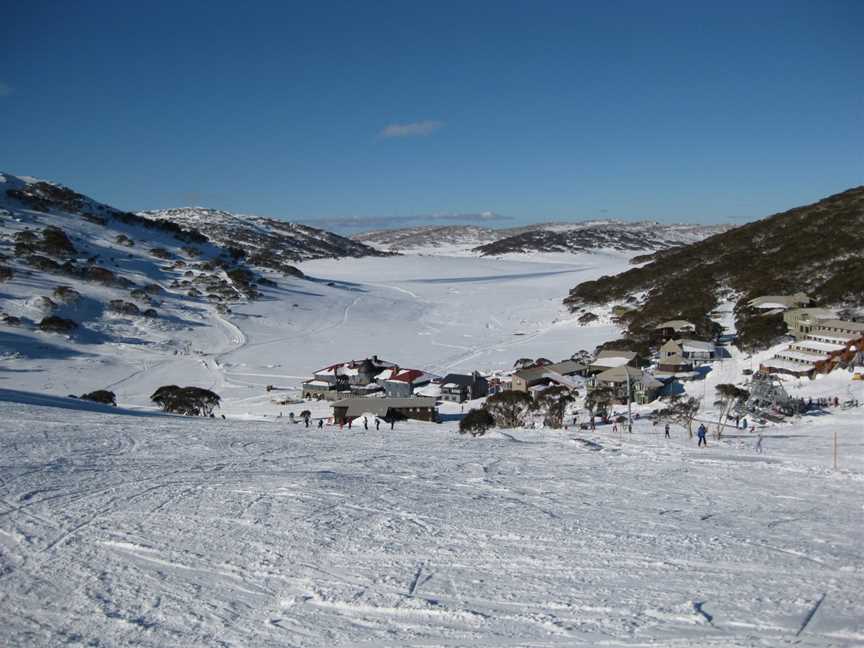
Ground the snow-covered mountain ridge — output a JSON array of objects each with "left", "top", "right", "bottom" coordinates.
[
  {"left": 140, "top": 207, "right": 386, "bottom": 266},
  {"left": 353, "top": 220, "right": 730, "bottom": 255}
]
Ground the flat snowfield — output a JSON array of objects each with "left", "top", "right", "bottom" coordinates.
[{"left": 0, "top": 401, "right": 861, "bottom": 646}]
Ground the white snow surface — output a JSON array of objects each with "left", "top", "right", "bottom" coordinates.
[{"left": 0, "top": 396, "right": 862, "bottom": 646}]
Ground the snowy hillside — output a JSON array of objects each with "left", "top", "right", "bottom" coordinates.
[
  {"left": 140, "top": 207, "right": 386, "bottom": 267},
  {"left": 353, "top": 221, "right": 730, "bottom": 255}
]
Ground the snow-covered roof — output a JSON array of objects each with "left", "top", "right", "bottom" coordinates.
[
  {"left": 776, "top": 350, "right": 828, "bottom": 363},
  {"left": 591, "top": 355, "right": 633, "bottom": 368},
  {"left": 679, "top": 339, "right": 715, "bottom": 352},
  {"left": 806, "top": 333, "right": 857, "bottom": 344},
  {"left": 303, "top": 380, "right": 332, "bottom": 387},
  {"left": 790, "top": 340, "right": 845, "bottom": 353},
  {"left": 654, "top": 320, "right": 695, "bottom": 330},
  {"left": 762, "top": 359, "right": 815, "bottom": 372}
]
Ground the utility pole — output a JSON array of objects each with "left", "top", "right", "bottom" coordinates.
[{"left": 626, "top": 367, "right": 633, "bottom": 433}]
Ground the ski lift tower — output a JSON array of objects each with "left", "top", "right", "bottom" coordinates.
[{"left": 745, "top": 371, "right": 799, "bottom": 416}]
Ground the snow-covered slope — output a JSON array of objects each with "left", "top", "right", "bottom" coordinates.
[
  {"left": 140, "top": 207, "right": 386, "bottom": 265},
  {"left": 0, "top": 391, "right": 861, "bottom": 646},
  {"left": 354, "top": 221, "right": 730, "bottom": 255}
]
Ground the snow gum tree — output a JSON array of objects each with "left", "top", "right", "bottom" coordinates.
[
  {"left": 459, "top": 408, "right": 495, "bottom": 436},
  {"left": 714, "top": 384, "right": 749, "bottom": 438},
  {"left": 485, "top": 391, "right": 534, "bottom": 428},
  {"left": 585, "top": 386, "right": 615, "bottom": 427},
  {"left": 151, "top": 385, "right": 221, "bottom": 417},
  {"left": 535, "top": 386, "right": 576, "bottom": 429},
  {"left": 657, "top": 395, "right": 700, "bottom": 438}
]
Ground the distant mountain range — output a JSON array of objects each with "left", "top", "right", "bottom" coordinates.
[{"left": 354, "top": 221, "right": 730, "bottom": 255}]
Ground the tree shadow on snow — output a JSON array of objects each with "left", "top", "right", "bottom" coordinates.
[{"left": 0, "top": 388, "right": 168, "bottom": 418}]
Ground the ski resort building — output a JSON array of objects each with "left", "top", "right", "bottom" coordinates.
[
  {"left": 783, "top": 307, "right": 837, "bottom": 339},
  {"left": 761, "top": 318, "right": 864, "bottom": 378},
  {"left": 439, "top": 372, "right": 489, "bottom": 403},
  {"left": 748, "top": 292, "right": 812, "bottom": 311},
  {"left": 653, "top": 320, "right": 696, "bottom": 340},
  {"left": 587, "top": 350, "right": 639, "bottom": 375},
  {"left": 301, "top": 356, "right": 397, "bottom": 400},
  {"left": 588, "top": 365, "right": 663, "bottom": 405},
  {"left": 330, "top": 397, "right": 438, "bottom": 424},
  {"left": 381, "top": 369, "right": 435, "bottom": 398},
  {"left": 511, "top": 360, "right": 586, "bottom": 395}
]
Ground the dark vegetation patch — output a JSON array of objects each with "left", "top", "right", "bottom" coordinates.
[
  {"left": 53, "top": 286, "right": 81, "bottom": 303},
  {"left": 5, "top": 181, "right": 208, "bottom": 245},
  {"left": 108, "top": 300, "right": 141, "bottom": 316},
  {"left": 151, "top": 385, "right": 220, "bottom": 416},
  {"left": 39, "top": 315, "right": 77, "bottom": 334},
  {"left": 80, "top": 390, "right": 116, "bottom": 406}
]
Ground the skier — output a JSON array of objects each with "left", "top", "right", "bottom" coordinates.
[
  {"left": 390, "top": 418, "right": 395, "bottom": 431},
  {"left": 697, "top": 423, "right": 708, "bottom": 447},
  {"left": 304, "top": 414, "right": 310, "bottom": 428},
  {"left": 664, "top": 423, "right": 670, "bottom": 439},
  {"left": 375, "top": 418, "right": 381, "bottom": 431},
  {"left": 740, "top": 417, "right": 747, "bottom": 430},
  {"left": 612, "top": 423, "right": 618, "bottom": 434},
  {"left": 347, "top": 418, "right": 352, "bottom": 430},
  {"left": 317, "top": 418, "right": 323, "bottom": 429},
  {"left": 363, "top": 416, "right": 368, "bottom": 431},
  {"left": 755, "top": 432, "right": 764, "bottom": 454}
]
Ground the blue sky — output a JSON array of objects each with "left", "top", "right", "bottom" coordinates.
[{"left": 2, "top": 1, "right": 862, "bottom": 231}]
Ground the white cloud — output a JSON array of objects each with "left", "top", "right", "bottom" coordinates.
[
  {"left": 379, "top": 120, "right": 443, "bottom": 138},
  {"left": 0, "top": 82, "right": 13, "bottom": 97}
]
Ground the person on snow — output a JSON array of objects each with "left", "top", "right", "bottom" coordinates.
[
  {"left": 697, "top": 423, "right": 708, "bottom": 447},
  {"left": 390, "top": 418, "right": 395, "bottom": 431},
  {"left": 347, "top": 418, "right": 352, "bottom": 430},
  {"left": 317, "top": 418, "right": 323, "bottom": 429},
  {"left": 612, "top": 422, "right": 618, "bottom": 434},
  {"left": 363, "top": 416, "right": 368, "bottom": 431},
  {"left": 755, "top": 432, "right": 764, "bottom": 454},
  {"left": 375, "top": 418, "right": 381, "bottom": 431},
  {"left": 304, "top": 414, "right": 310, "bottom": 428},
  {"left": 664, "top": 423, "right": 670, "bottom": 439},
  {"left": 740, "top": 417, "right": 747, "bottom": 430}
]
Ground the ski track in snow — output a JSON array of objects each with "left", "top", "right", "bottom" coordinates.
[{"left": 0, "top": 402, "right": 862, "bottom": 647}]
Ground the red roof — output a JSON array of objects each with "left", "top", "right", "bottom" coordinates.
[{"left": 388, "top": 369, "right": 426, "bottom": 384}]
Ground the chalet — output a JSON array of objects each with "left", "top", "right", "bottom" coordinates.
[
  {"left": 679, "top": 339, "right": 716, "bottom": 363},
  {"left": 331, "top": 397, "right": 438, "bottom": 424},
  {"left": 587, "top": 350, "right": 638, "bottom": 375},
  {"left": 511, "top": 359, "right": 586, "bottom": 395},
  {"left": 653, "top": 320, "right": 696, "bottom": 340},
  {"left": 589, "top": 365, "right": 663, "bottom": 404},
  {"left": 748, "top": 292, "right": 811, "bottom": 311},
  {"left": 381, "top": 369, "right": 435, "bottom": 398},
  {"left": 655, "top": 342, "right": 696, "bottom": 380},
  {"left": 439, "top": 372, "right": 489, "bottom": 403},
  {"left": 302, "top": 356, "right": 396, "bottom": 400}
]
